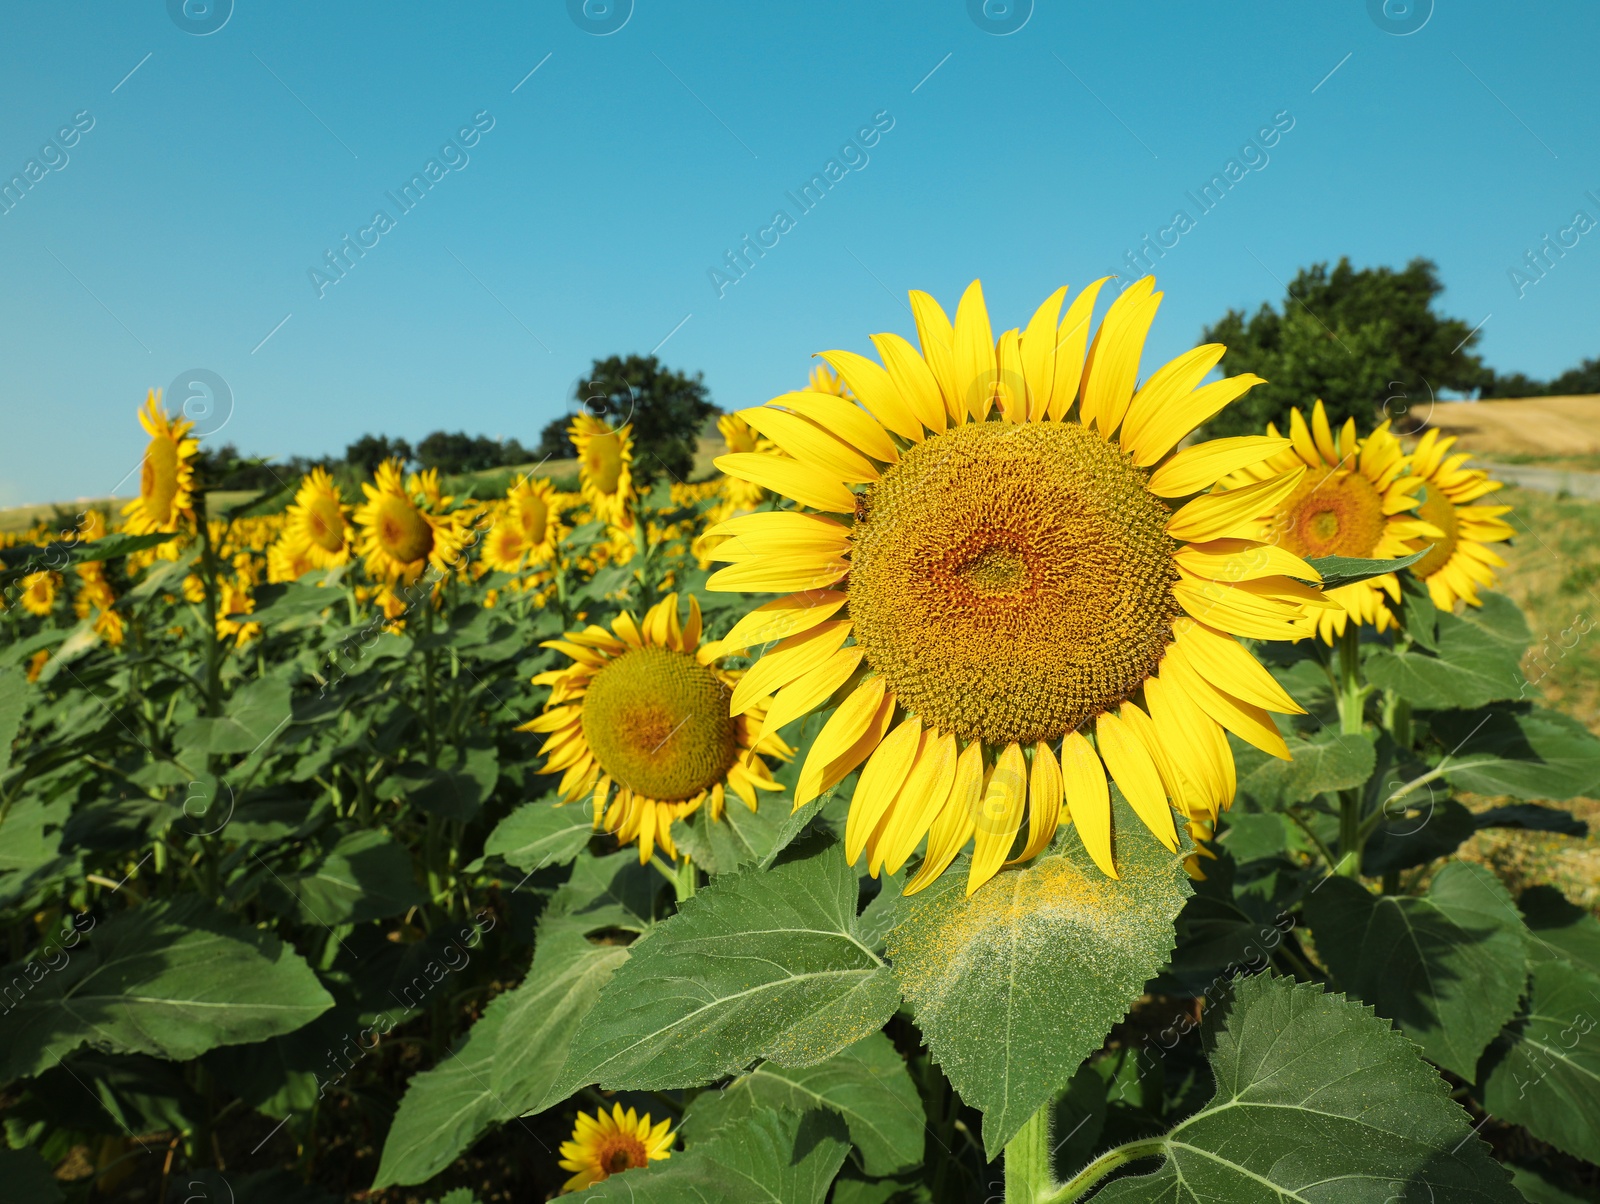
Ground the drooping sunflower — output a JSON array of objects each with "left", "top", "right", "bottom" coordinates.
[
  {"left": 557, "top": 1104, "right": 674, "bottom": 1193},
  {"left": 285, "top": 468, "right": 352, "bottom": 568},
  {"left": 122, "top": 390, "right": 198, "bottom": 535},
  {"left": 518, "top": 593, "right": 792, "bottom": 864},
  {"left": 1226, "top": 400, "right": 1441, "bottom": 642},
  {"left": 1403, "top": 428, "right": 1515, "bottom": 610},
  {"left": 352, "top": 459, "right": 468, "bottom": 585},
  {"left": 570, "top": 413, "right": 635, "bottom": 527},
  {"left": 708, "top": 278, "right": 1326, "bottom": 895}
]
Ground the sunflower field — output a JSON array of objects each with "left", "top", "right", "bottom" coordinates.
[{"left": 2, "top": 279, "right": 1598, "bottom": 1203}]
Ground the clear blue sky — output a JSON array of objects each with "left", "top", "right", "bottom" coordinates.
[{"left": 3, "top": 0, "right": 1597, "bottom": 506}]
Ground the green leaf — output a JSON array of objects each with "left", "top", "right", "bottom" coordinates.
[
  {"left": 1361, "top": 797, "right": 1476, "bottom": 875},
  {"left": 1519, "top": 885, "right": 1600, "bottom": 978},
  {"left": 1239, "top": 729, "right": 1374, "bottom": 808},
  {"left": 373, "top": 990, "right": 511, "bottom": 1188},
  {"left": 1431, "top": 706, "right": 1600, "bottom": 800},
  {"left": 0, "top": 898, "right": 334, "bottom": 1083},
  {"left": 1478, "top": 958, "right": 1600, "bottom": 1165},
  {"left": 1475, "top": 803, "right": 1588, "bottom": 836},
  {"left": 426, "top": 1191, "right": 483, "bottom": 1204},
  {"left": 0, "top": 665, "right": 25, "bottom": 776},
  {"left": 680, "top": 1031, "right": 923, "bottom": 1176},
  {"left": 381, "top": 744, "right": 498, "bottom": 821},
  {"left": 545, "top": 836, "right": 897, "bottom": 1099},
  {"left": 1365, "top": 597, "right": 1530, "bottom": 709},
  {"left": 670, "top": 794, "right": 798, "bottom": 875},
  {"left": 1305, "top": 862, "right": 1529, "bottom": 1077},
  {"left": 0, "top": 1145, "right": 62, "bottom": 1203},
  {"left": 1303, "top": 547, "right": 1430, "bottom": 590},
  {"left": 261, "top": 828, "right": 425, "bottom": 925},
  {"left": 886, "top": 801, "right": 1191, "bottom": 1156},
  {"left": 580, "top": 1106, "right": 850, "bottom": 1204},
  {"left": 248, "top": 573, "right": 348, "bottom": 630},
  {"left": 0, "top": 797, "right": 69, "bottom": 876},
  {"left": 1088, "top": 973, "right": 1520, "bottom": 1203},
  {"left": 0, "top": 530, "right": 179, "bottom": 573},
  {"left": 479, "top": 798, "right": 593, "bottom": 872},
  {"left": 1510, "top": 1164, "right": 1594, "bottom": 1203},
  {"left": 174, "top": 677, "right": 293, "bottom": 758}
]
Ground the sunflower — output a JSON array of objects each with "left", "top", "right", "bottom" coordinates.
[
  {"left": 570, "top": 413, "right": 636, "bottom": 527},
  {"left": 557, "top": 1104, "right": 674, "bottom": 1193},
  {"left": 352, "top": 459, "right": 468, "bottom": 585},
  {"left": 810, "top": 362, "right": 852, "bottom": 397},
  {"left": 1403, "top": 428, "right": 1515, "bottom": 610},
  {"left": 286, "top": 468, "right": 352, "bottom": 568},
  {"left": 485, "top": 475, "right": 564, "bottom": 573},
  {"left": 20, "top": 572, "right": 59, "bottom": 617},
  {"left": 518, "top": 593, "right": 793, "bottom": 864},
  {"left": 266, "top": 537, "right": 317, "bottom": 584},
  {"left": 122, "top": 390, "right": 199, "bottom": 535},
  {"left": 1226, "top": 400, "right": 1441, "bottom": 642},
  {"left": 716, "top": 412, "right": 768, "bottom": 511},
  {"left": 708, "top": 278, "right": 1326, "bottom": 895}
]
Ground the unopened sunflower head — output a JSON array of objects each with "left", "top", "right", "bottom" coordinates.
[
  {"left": 557, "top": 1103, "right": 674, "bottom": 1193},
  {"left": 570, "top": 413, "right": 636, "bottom": 528},
  {"left": 1226, "top": 399, "right": 1441, "bottom": 642},
  {"left": 286, "top": 467, "right": 352, "bottom": 568},
  {"left": 351, "top": 459, "right": 469, "bottom": 585},
  {"left": 708, "top": 277, "right": 1326, "bottom": 896},
  {"left": 519, "top": 592, "right": 792, "bottom": 865},
  {"left": 121, "top": 389, "right": 199, "bottom": 535},
  {"left": 1403, "top": 429, "right": 1514, "bottom": 610}
]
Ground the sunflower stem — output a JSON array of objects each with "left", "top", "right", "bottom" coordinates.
[
  {"left": 194, "top": 493, "right": 223, "bottom": 723},
  {"left": 1333, "top": 624, "right": 1369, "bottom": 876},
  {"left": 1044, "top": 1138, "right": 1167, "bottom": 1203},
  {"left": 1004, "top": 1101, "right": 1055, "bottom": 1202}
]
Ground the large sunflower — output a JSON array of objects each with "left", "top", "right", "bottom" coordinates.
[
  {"left": 351, "top": 459, "right": 468, "bottom": 585},
  {"left": 570, "top": 413, "right": 636, "bottom": 527},
  {"left": 122, "top": 390, "right": 198, "bottom": 534},
  {"left": 285, "top": 468, "right": 352, "bottom": 568},
  {"left": 708, "top": 278, "right": 1325, "bottom": 895},
  {"left": 1403, "top": 428, "right": 1515, "bottom": 610},
  {"left": 1227, "top": 400, "right": 1440, "bottom": 642},
  {"left": 557, "top": 1104, "right": 674, "bottom": 1193},
  {"left": 518, "top": 593, "right": 792, "bottom": 864}
]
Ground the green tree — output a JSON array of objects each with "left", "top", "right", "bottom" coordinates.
[
  {"left": 539, "top": 355, "right": 716, "bottom": 484},
  {"left": 1482, "top": 355, "right": 1600, "bottom": 398},
  {"left": 1200, "top": 257, "right": 1488, "bottom": 436},
  {"left": 344, "top": 434, "right": 413, "bottom": 474},
  {"left": 414, "top": 431, "right": 531, "bottom": 475}
]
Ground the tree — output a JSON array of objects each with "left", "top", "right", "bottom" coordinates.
[
  {"left": 344, "top": 435, "right": 413, "bottom": 475},
  {"left": 1200, "top": 258, "right": 1489, "bottom": 436},
  {"left": 1482, "top": 356, "right": 1600, "bottom": 398},
  {"left": 414, "top": 431, "right": 531, "bottom": 475},
  {"left": 558, "top": 355, "right": 717, "bottom": 484}
]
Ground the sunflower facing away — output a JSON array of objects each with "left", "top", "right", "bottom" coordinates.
[
  {"left": 122, "top": 390, "right": 198, "bottom": 535},
  {"left": 571, "top": 413, "right": 636, "bottom": 527},
  {"left": 285, "top": 468, "right": 353, "bottom": 568},
  {"left": 518, "top": 593, "right": 792, "bottom": 864},
  {"left": 1226, "top": 400, "right": 1441, "bottom": 642},
  {"left": 1403, "top": 428, "right": 1515, "bottom": 610},
  {"left": 708, "top": 278, "right": 1328, "bottom": 895},
  {"left": 558, "top": 1104, "right": 674, "bottom": 1193},
  {"left": 352, "top": 459, "right": 468, "bottom": 585}
]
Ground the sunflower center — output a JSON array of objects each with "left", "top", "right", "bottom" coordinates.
[
  {"left": 580, "top": 646, "right": 738, "bottom": 800},
  {"left": 598, "top": 1136, "right": 648, "bottom": 1177},
  {"left": 517, "top": 493, "right": 549, "bottom": 544},
  {"left": 585, "top": 433, "right": 624, "bottom": 494},
  {"left": 1276, "top": 469, "right": 1386, "bottom": 561},
  {"left": 847, "top": 420, "right": 1181, "bottom": 745},
  {"left": 306, "top": 495, "right": 345, "bottom": 552},
  {"left": 141, "top": 439, "right": 180, "bottom": 522},
  {"left": 1407, "top": 484, "right": 1459, "bottom": 577},
  {"left": 374, "top": 495, "right": 434, "bottom": 564}
]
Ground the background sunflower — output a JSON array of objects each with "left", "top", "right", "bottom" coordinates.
[
  {"left": 121, "top": 390, "right": 198, "bottom": 535},
  {"left": 1404, "top": 427, "right": 1516, "bottom": 610},
  {"left": 285, "top": 467, "right": 353, "bottom": 568},
  {"left": 569, "top": 412, "right": 636, "bottom": 528},
  {"left": 352, "top": 458, "right": 468, "bottom": 585}
]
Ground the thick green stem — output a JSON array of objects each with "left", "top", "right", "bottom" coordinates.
[
  {"left": 1005, "top": 1102, "right": 1055, "bottom": 1202},
  {"left": 1045, "top": 1138, "right": 1167, "bottom": 1203},
  {"left": 194, "top": 496, "right": 223, "bottom": 723},
  {"left": 1334, "top": 625, "right": 1367, "bottom": 876}
]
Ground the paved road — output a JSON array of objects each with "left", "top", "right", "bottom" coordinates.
[{"left": 1484, "top": 462, "right": 1600, "bottom": 500}]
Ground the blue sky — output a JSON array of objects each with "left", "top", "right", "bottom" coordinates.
[{"left": 2, "top": 0, "right": 1597, "bottom": 506}]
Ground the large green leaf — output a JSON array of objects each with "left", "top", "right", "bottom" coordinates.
[
  {"left": 478, "top": 797, "right": 593, "bottom": 872},
  {"left": 260, "top": 828, "right": 425, "bottom": 925},
  {"left": 0, "top": 530, "right": 179, "bottom": 573},
  {"left": 680, "top": 1031, "right": 923, "bottom": 1176},
  {"left": 1304, "top": 548, "right": 1430, "bottom": 590},
  {"left": 1519, "top": 885, "right": 1600, "bottom": 977},
  {"left": 1089, "top": 973, "right": 1519, "bottom": 1202},
  {"left": 886, "top": 802, "right": 1191, "bottom": 1157},
  {"left": 373, "top": 991, "right": 512, "bottom": 1188},
  {"left": 1239, "top": 729, "right": 1374, "bottom": 808},
  {"left": 544, "top": 836, "right": 897, "bottom": 1099},
  {"left": 1431, "top": 706, "right": 1600, "bottom": 800},
  {"left": 1305, "top": 862, "right": 1529, "bottom": 1077},
  {"left": 174, "top": 677, "right": 293, "bottom": 758},
  {"left": 580, "top": 1106, "right": 850, "bottom": 1203},
  {"left": 670, "top": 794, "right": 798, "bottom": 875},
  {"left": 1478, "top": 958, "right": 1600, "bottom": 1165},
  {"left": 1365, "top": 594, "right": 1530, "bottom": 709},
  {"left": 0, "top": 664, "right": 25, "bottom": 776},
  {"left": 0, "top": 898, "right": 333, "bottom": 1083}
]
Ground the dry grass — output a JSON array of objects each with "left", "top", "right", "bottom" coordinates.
[{"left": 1426, "top": 394, "right": 1600, "bottom": 457}]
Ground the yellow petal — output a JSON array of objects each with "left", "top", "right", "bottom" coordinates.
[
  {"left": 968, "top": 742, "right": 1027, "bottom": 895},
  {"left": 1311, "top": 400, "right": 1339, "bottom": 466},
  {"left": 877, "top": 730, "right": 959, "bottom": 875},
  {"left": 995, "top": 328, "right": 1026, "bottom": 422},
  {"left": 1172, "top": 617, "right": 1304, "bottom": 714},
  {"left": 795, "top": 677, "right": 891, "bottom": 807},
  {"left": 1148, "top": 436, "right": 1294, "bottom": 498},
  {"left": 714, "top": 452, "right": 855, "bottom": 513},
  {"left": 706, "top": 555, "right": 849, "bottom": 594},
  {"left": 717, "top": 588, "right": 848, "bottom": 653},
  {"left": 1131, "top": 374, "right": 1266, "bottom": 466},
  {"left": 763, "top": 390, "right": 899, "bottom": 464},
  {"left": 817, "top": 350, "right": 923, "bottom": 443},
  {"left": 870, "top": 332, "right": 946, "bottom": 435},
  {"left": 759, "top": 645, "right": 864, "bottom": 741},
  {"left": 1080, "top": 279, "right": 1160, "bottom": 437},
  {"left": 909, "top": 289, "right": 959, "bottom": 421},
  {"left": 845, "top": 716, "right": 923, "bottom": 863},
  {"left": 1009, "top": 740, "right": 1062, "bottom": 865},
  {"left": 1020, "top": 286, "right": 1067, "bottom": 421},
  {"left": 1173, "top": 538, "right": 1320, "bottom": 584},
  {"left": 729, "top": 620, "right": 852, "bottom": 715},
  {"left": 904, "top": 739, "right": 982, "bottom": 895},
  {"left": 1119, "top": 344, "right": 1226, "bottom": 458},
  {"left": 1096, "top": 711, "right": 1178, "bottom": 852},
  {"left": 1060, "top": 730, "right": 1115, "bottom": 879},
  {"left": 737, "top": 407, "right": 882, "bottom": 483},
  {"left": 1160, "top": 644, "right": 1290, "bottom": 759},
  {"left": 704, "top": 511, "right": 853, "bottom": 561},
  {"left": 1166, "top": 466, "right": 1306, "bottom": 543},
  {"left": 1048, "top": 278, "right": 1111, "bottom": 421}
]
